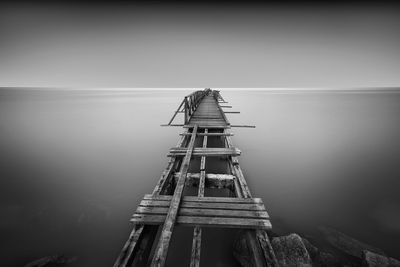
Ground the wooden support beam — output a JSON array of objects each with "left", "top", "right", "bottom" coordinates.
[
  {"left": 225, "top": 130, "right": 279, "bottom": 267},
  {"left": 184, "top": 125, "right": 231, "bottom": 129},
  {"left": 220, "top": 105, "right": 232, "bottom": 108},
  {"left": 190, "top": 128, "right": 208, "bottom": 267},
  {"left": 224, "top": 111, "right": 240, "bottom": 114},
  {"left": 167, "top": 99, "right": 185, "bottom": 125},
  {"left": 150, "top": 125, "right": 198, "bottom": 267},
  {"left": 113, "top": 225, "right": 144, "bottom": 267},
  {"left": 160, "top": 124, "right": 185, "bottom": 127},
  {"left": 113, "top": 131, "right": 189, "bottom": 267},
  {"left": 180, "top": 132, "right": 234, "bottom": 136},
  {"left": 231, "top": 125, "right": 256, "bottom": 128}
]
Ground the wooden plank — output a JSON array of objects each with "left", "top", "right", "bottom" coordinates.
[
  {"left": 180, "top": 132, "right": 234, "bottom": 136},
  {"left": 224, "top": 130, "right": 279, "bottom": 266},
  {"left": 216, "top": 97, "right": 230, "bottom": 125},
  {"left": 191, "top": 226, "right": 201, "bottom": 267},
  {"left": 131, "top": 215, "right": 272, "bottom": 229},
  {"left": 168, "top": 147, "right": 241, "bottom": 157},
  {"left": 160, "top": 124, "right": 185, "bottom": 127},
  {"left": 139, "top": 200, "right": 266, "bottom": 211},
  {"left": 135, "top": 206, "right": 269, "bottom": 219},
  {"left": 184, "top": 125, "right": 230, "bottom": 129},
  {"left": 190, "top": 128, "right": 207, "bottom": 267},
  {"left": 150, "top": 125, "right": 198, "bottom": 267},
  {"left": 231, "top": 125, "right": 256, "bottom": 128},
  {"left": 113, "top": 131, "right": 190, "bottom": 267},
  {"left": 152, "top": 131, "right": 187, "bottom": 195},
  {"left": 113, "top": 226, "right": 144, "bottom": 267},
  {"left": 143, "top": 194, "right": 263, "bottom": 204},
  {"left": 224, "top": 111, "right": 240, "bottom": 114}
]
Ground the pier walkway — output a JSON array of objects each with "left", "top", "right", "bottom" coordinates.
[{"left": 114, "top": 88, "right": 277, "bottom": 267}]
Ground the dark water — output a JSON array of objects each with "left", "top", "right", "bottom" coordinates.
[{"left": 1, "top": 89, "right": 400, "bottom": 266}]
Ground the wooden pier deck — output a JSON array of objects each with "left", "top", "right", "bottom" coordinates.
[{"left": 114, "top": 89, "right": 278, "bottom": 267}]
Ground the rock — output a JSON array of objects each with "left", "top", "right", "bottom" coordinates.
[
  {"left": 362, "top": 250, "right": 400, "bottom": 267},
  {"left": 315, "top": 251, "right": 342, "bottom": 267},
  {"left": 24, "top": 255, "right": 76, "bottom": 267},
  {"left": 318, "top": 226, "right": 384, "bottom": 259},
  {"left": 302, "top": 237, "right": 319, "bottom": 261},
  {"left": 271, "top": 233, "right": 312, "bottom": 266}
]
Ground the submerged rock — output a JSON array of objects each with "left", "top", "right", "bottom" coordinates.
[
  {"left": 24, "top": 255, "right": 76, "bottom": 267},
  {"left": 302, "top": 237, "right": 319, "bottom": 261},
  {"left": 301, "top": 237, "right": 341, "bottom": 267},
  {"left": 362, "top": 250, "right": 400, "bottom": 267},
  {"left": 233, "top": 230, "right": 260, "bottom": 267},
  {"left": 271, "top": 233, "right": 312, "bottom": 266},
  {"left": 318, "top": 226, "right": 384, "bottom": 259}
]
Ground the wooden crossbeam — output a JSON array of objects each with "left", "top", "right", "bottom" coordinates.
[
  {"left": 132, "top": 196, "right": 271, "bottom": 229},
  {"left": 150, "top": 125, "right": 198, "bottom": 267},
  {"left": 183, "top": 125, "right": 231, "bottom": 129},
  {"left": 131, "top": 215, "right": 271, "bottom": 229},
  {"left": 168, "top": 147, "right": 241, "bottom": 157},
  {"left": 179, "top": 132, "right": 234, "bottom": 136},
  {"left": 138, "top": 197, "right": 265, "bottom": 210},
  {"left": 142, "top": 195, "right": 264, "bottom": 204}
]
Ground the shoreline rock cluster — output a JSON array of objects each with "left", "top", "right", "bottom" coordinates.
[{"left": 234, "top": 227, "right": 400, "bottom": 267}]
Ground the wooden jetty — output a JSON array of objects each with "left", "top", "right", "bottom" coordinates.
[{"left": 114, "top": 88, "right": 278, "bottom": 267}]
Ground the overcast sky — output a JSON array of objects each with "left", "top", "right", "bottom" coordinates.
[{"left": 1, "top": 2, "right": 400, "bottom": 88}]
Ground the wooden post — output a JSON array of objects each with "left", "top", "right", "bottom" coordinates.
[{"left": 151, "top": 125, "right": 198, "bottom": 267}]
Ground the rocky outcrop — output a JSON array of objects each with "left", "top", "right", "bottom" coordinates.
[
  {"left": 362, "top": 250, "right": 400, "bottom": 267},
  {"left": 24, "top": 255, "right": 76, "bottom": 267},
  {"left": 318, "top": 226, "right": 384, "bottom": 259},
  {"left": 271, "top": 233, "right": 312, "bottom": 266},
  {"left": 234, "top": 228, "right": 400, "bottom": 267}
]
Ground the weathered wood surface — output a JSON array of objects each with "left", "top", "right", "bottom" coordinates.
[
  {"left": 115, "top": 88, "right": 276, "bottom": 267},
  {"left": 135, "top": 206, "right": 269, "bottom": 219},
  {"left": 225, "top": 130, "right": 279, "bottom": 266},
  {"left": 138, "top": 199, "right": 266, "bottom": 211},
  {"left": 179, "top": 132, "right": 234, "bottom": 136},
  {"left": 187, "top": 94, "right": 228, "bottom": 126},
  {"left": 168, "top": 147, "right": 241, "bottom": 157},
  {"left": 132, "top": 215, "right": 272, "bottom": 229},
  {"left": 190, "top": 128, "right": 208, "bottom": 267},
  {"left": 150, "top": 125, "right": 198, "bottom": 267},
  {"left": 143, "top": 194, "right": 263, "bottom": 204},
  {"left": 113, "top": 131, "right": 189, "bottom": 267}
]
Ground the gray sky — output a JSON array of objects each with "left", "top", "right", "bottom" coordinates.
[{"left": 1, "top": 3, "right": 400, "bottom": 88}]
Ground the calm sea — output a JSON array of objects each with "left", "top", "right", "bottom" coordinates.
[{"left": 1, "top": 89, "right": 399, "bottom": 266}]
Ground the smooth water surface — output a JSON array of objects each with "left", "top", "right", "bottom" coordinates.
[{"left": 0, "top": 89, "right": 399, "bottom": 266}]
